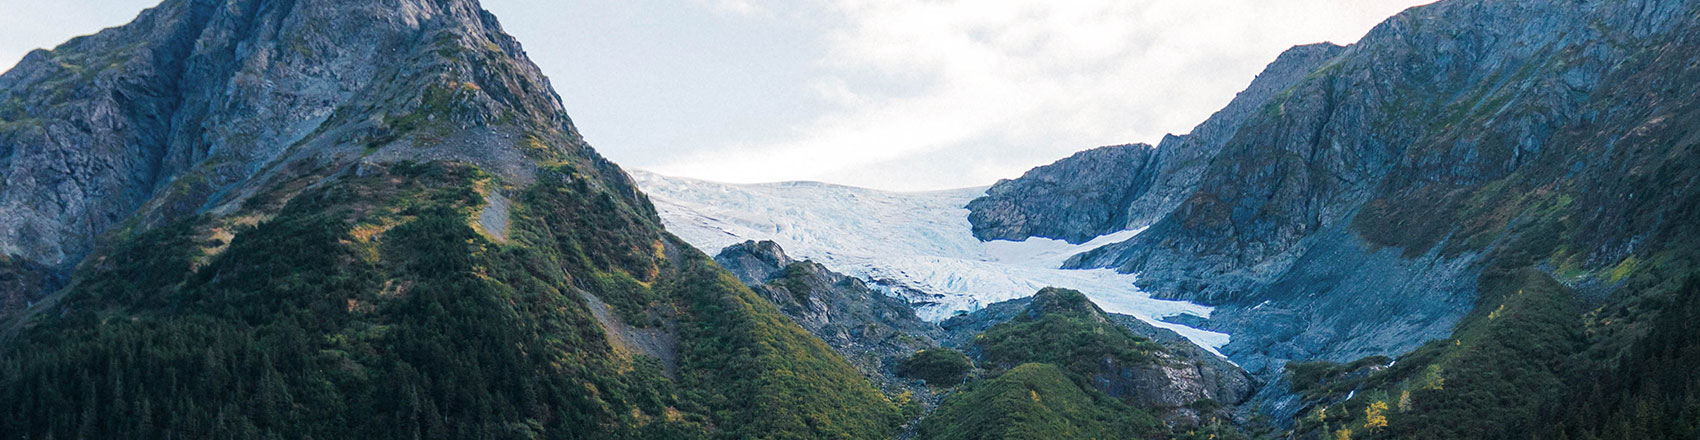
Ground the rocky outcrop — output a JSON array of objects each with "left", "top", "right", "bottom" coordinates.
[
  {"left": 714, "top": 240, "right": 794, "bottom": 287},
  {"left": 1106, "top": 315, "right": 1257, "bottom": 415},
  {"left": 714, "top": 240, "right": 944, "bottom": 394},
  {"left": 967, "top": 43, "right": 1345, "bottom": 243},
  {"left": 967, "top": 144, "right": 1160, "bottom": 243}
]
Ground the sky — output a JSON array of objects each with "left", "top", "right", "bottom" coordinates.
[{"left": 0, "top": 0, "right": 1432, "bottom": 191}]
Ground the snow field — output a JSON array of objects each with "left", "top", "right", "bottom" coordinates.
[{"left": 632, "top": 171, "right": 1231, "bottom": 354}]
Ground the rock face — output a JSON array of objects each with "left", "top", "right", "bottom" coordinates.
[
  {"left": 714, "top": 240, "right": 943, "bottom": 393},
  {"left": 967, "top": 144, "right": 1160, "bottom": 244},
  {"left": 1104, "top": 315, "right": 1256, "bottom": 417},
  {"left": 0, "top": 0, "right": 610, "bottom": 315},
  {"left": 967, "top": 43, "right": 1345, "bottom": 243}
]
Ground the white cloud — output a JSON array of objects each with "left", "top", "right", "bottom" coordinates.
[
  {"left": 700, "top": 0, "right": 768, "bottom": 16},
  {"left": 648, "top": 0, "right": 1432, "bottom": 190}
]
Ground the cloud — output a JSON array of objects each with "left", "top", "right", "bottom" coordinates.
[
  {"left": 700, "top": 0, "right": 769, "bottom": 17},
  {"left": 647, "top": 0, "right": 1432, "bottom": 190}
]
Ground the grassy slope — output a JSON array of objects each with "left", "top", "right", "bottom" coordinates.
[{"left": 973, "top": 288, "right": 1162, "bottom": 375}]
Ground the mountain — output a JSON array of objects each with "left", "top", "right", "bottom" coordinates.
[
  {"left": 971, "top": 0, "right": 1700, "bottom": 437},
  {"left": 8, "top": 0, "right": 1699, "bottom": 437},
  {"left": 0, "top": 1, "right": 908, "bottom": 438}
]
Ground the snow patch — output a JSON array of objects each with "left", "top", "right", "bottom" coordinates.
[{"left": 632, "top": 171, "right": 1231, "bottom": 353}]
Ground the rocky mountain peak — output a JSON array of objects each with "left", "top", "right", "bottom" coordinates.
[{"left": 0, "top": 0, "right": 626, "bottom": 311}]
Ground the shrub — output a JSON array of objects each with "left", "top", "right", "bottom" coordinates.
[{"left": 897, "top": 348, "right": 974, "bottom": 385}]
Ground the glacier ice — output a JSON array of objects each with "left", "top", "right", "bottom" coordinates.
[{"left": 632, "top": 171, "right": 1231, "bottom": 354}]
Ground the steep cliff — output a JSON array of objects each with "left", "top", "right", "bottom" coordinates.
[{"left": 967, "top": 43, "right": 1345, "bottom": 244}]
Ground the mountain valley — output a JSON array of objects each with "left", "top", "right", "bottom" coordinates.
[{"left": 2, "top": 0, "right": 1699, "bottom": 438}]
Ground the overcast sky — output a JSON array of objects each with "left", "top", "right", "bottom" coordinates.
[{"left": 1, "top": 0, "right": 1431, "bottom": 191}]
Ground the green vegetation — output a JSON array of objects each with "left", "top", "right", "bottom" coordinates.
[
  {"left": 1285, "top": 356, "right": 1393, "bottom": 399},
  {"left": 1286, "top": 261, "right": 1700, "bottom": 440},
  {"left": 914, "top": 288, "right": 1179, "bottom": 439},
  {"left": 897, "top": 348, "right": 974, "bottom": 386},
  {"left": 919, "top": 363, "right": 1164, "bottom": 440},
  {"left": 974, "top": 288, "right": 1162, "bottom": 375},
  {"left": 0, "top": 257, "right": 57, "bottom": 316},
  {"left": 769, "top": 262, "right": 816, "bottom": 305},
  {"left": 1311, "top": 40, "right": 1700, "bottom": 436},
  {"left": 668, "top": 255, "right": 904, "bottom": 439},
  {"left": 1539, "top": 276, "right": 1700, "bottom": 439},
  {"left": 0, "top": 161, "right": 901, "bottom": 440}
]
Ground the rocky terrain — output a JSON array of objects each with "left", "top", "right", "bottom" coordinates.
[
  {"left": 713, "top": 240, "right": 944, "bottom": 395},
  {"left": 971, "top": 0, "right": 1700, "bottom": 436}
]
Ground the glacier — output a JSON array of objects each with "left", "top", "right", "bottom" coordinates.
[{"left": 631, "top": 171, "right": 1231, "bottom": 354}]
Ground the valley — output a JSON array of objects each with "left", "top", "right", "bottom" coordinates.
[{"left": 2, "top": 0, "right": 1698, "bottom": 438}]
